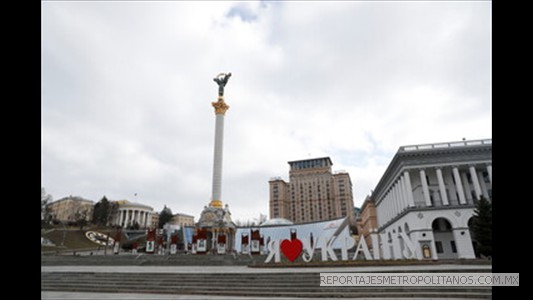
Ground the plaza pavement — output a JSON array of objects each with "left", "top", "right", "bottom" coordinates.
[{"left": 41, "top": 291, "right": 481, "bottom": 300}]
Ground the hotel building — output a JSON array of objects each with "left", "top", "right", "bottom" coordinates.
[{"left": 269, "top": 157, "right": 355, "bottom": 224}]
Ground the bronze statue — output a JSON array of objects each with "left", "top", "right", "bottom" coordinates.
[{"left": 213, "top": 72, "right": 232, "bottom": 97}]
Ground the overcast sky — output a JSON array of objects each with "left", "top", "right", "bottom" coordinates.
[{"left": 41, "top": 1, "right": 491, "bottom": 223}]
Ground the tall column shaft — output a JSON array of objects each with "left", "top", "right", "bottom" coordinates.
[
  {"left": 452, "top": 167, "right": 467, "bottom": 204},
  {"left": 403, "top": 171, "right": 415, "bottom": 207},
  {"left": 390, "top": 183, "right": 397, "bottom": 217},
  {"left": 469, "top": 165, "right": 482, "bottom": 200},
  {"left": 461, "top": 172, "right": 472, "bottom": 202},
  {"left": 210, "top": 98, "right": 229, "bottom": 209},
  {"left": 143, "top": 212, "right": 147, "bottom": 228},
  {"left": 436, "top": 168, "right": 449, "bottom": 205},
  {"left": 144, "top": 212, "right": 151, "bottom": 228},
  {"left": 143, "top": 211, "right": 147, "bottom": 228},
  {"left": 486, "top": 164, "right": 492, "bottom": 184},
  {"left": 399, "top": 177, "right": 407, "bottom": 211},
  {"left": 393, "top": 183, "right": 399, "bottom": 216},
  {"left": 478, "top": 171, "right": 489, "bottom": 199},
  {"left": 420, "top": 169, "right": 432, "bottom": 206},
  {"left": 211, "top": 113, "right": 225, "bottom": 207}
]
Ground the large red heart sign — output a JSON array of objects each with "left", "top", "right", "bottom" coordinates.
[{"left": 280, "top": 239, "right": 303, "bottom": 262}]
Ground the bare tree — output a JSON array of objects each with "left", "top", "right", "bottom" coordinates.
[
  {"left": 41, "top": 187, "right": 53, "bottom": 225},
  {"left": 75, "top": 209, "right": 88, "bottom": 230}
]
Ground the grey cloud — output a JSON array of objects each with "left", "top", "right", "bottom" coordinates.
[{"left": 42, "top": 1, "right": 491, "bottom": 219}]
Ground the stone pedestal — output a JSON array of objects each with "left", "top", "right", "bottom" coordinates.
[{"left": 196, "top": 204, "right": 235, "bottom": 254}]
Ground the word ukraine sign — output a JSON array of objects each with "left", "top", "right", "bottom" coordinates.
[{"left": 264, "top": 217, "right": 422, "bottom": 263}]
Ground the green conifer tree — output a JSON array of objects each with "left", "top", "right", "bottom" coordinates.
[{"left": 472, "top": 196, "right": 492, "bottom": 257}]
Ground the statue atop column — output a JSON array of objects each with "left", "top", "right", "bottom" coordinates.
[{"left": 213, "top": 72, "right": 232, "bottom": 97}]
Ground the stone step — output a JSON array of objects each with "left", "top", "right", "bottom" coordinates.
[
  {"left": 41, "top": 287, "right": 491, "bottom": 299},
  {"left": 41, "top": 272, "right": 491, "bottom": 299},
  {"left": 41, "top": 283, "right": 490, "bottom": 295},
  {"left": 40, "top": 277, "right": 491, "bottom": 290},
  {"left": 41, "top": 255, "right": 268, "bottom": 266},
  {"left": 40, "top": 288, "right": 492, "bottom": 298},
  {"left": 41, "top": 276, "right": 317, "bottom": 284}
]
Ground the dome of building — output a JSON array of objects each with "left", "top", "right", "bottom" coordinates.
[{"left": 260, "top": 218, "right": 294, "bottom": 227}]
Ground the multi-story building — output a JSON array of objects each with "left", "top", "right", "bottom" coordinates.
[
  {"left": 371, "top": 139, "right": 492, "bottom": 259},
  {"left": 47, "top": 196, "right": 94, "bottom": 224},
  {"left": 169, "top": 213, "right": 195, "bottom": 228},
  {"left": 359, "top": 196, "right": 378, "bottom": 249},
  {"left": 269, "top": 157, "right": 355, "bottom": 224},
  {"left": 150, "top": 212, "right": 160, "bottom": 229}
]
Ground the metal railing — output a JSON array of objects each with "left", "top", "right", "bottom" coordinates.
[{"left": 400, "top": 139, "right": 491, "bottom": 152}]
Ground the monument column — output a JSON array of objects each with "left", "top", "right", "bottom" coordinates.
[
  {"left": 210, "top": 73, "right": 231, "bottom": 209},
  {"left": 195, "top": 73, "right": 236, "bottom": 255}
]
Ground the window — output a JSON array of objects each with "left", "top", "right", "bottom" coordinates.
[
  {"left": 435, "top": 241, "right": 443, "bottom": 254},
  {"left": 467, "top": 173, "right": 473, "bottom": 184},
  {"left": 482, "top": 171, "right": 490, "bottom": 183},
  {"left": 450, "top": 241, "right": 457, "bottom": 253}
]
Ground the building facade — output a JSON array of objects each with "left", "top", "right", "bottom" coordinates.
[
  {"left": 269, "top": 157, "right": 355, "bottom": 224},
  {"left": 111, "top": 200, "right": 155, "bottom": 229},
  {"left": 47, "top": 196, "right": 94, "bottom": 223},
  {"left": 359, "top": 196, "right": 378, "bottom": 250},
  {"left": 371, "top": 139, "right": 492, "bottom": 259},
  {"left": 150, "top": 211, "right": 160, "bottom": 229},
  {"left": 169, "top": 213, "right": 195, "bottom": 227}
]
